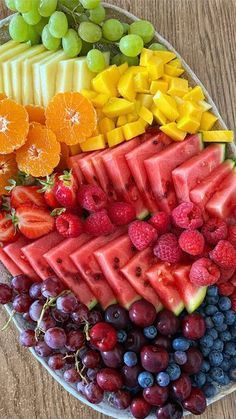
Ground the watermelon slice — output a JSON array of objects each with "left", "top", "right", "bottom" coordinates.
[
  {"left": 121, "top": 248, "right": 163, "bottom": 311},
  {"left": 146, "top": 262, "right": 184, "bottom": 315},
  {"left": 190, "top": 159, "right": 235, "bottom": 210},
  {"left": 125, "top": 133, "right": 172, "bottom": 213},
  {"left": 78, "top": 151, "right": 100, "bottom": 185},
  {"left": 67, "top": 154, "right": 85, "bottom": 185},
  {"left": 206, "top": 167, "right": 236, "bottom": 218},
  {"left": 43, "top": 235, "right": 97, "bottom": 309},
  {"left": 0, "top": 247, "right": 23, "bottom": 277},
  {"left": 102, "top": 138, "right": 149, "bottom": 219},
  {"left": 173, "top": 265, "right": 207, "bottom": 313},
  {"left": 172, "top": 143, "right": 225, "bottom": 203},
  {"left": 91, "top": 149, "right": 117, "bottom": 201},
  {"left": 71, "top": 229, "right": 127, "bottom": 309},
  {"left": 22, "top": 231, "right": 64, "bottom": 280},
  {"left": 94, "top": 234, "right": 141, "bottom": 309},
  {"left": 3, "top": 236, "right": 40, "bottom": 281},
  {"left": 145, "top": 134, "right": 203, "bottom": 213}
]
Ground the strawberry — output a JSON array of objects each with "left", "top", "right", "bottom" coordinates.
[
  {"left": 56, "top": 213, "right": 84, "bottom": 238},
  {"left": 10, "top": 185, "right": 47, "bottom": 209},
  {"left": 39, "top": 174, "right": 60, "bottom": 209},
  {"left": 12, "top": 205, "right": 55, "bottom": 239},
  {"left": 0, "top": 211, "right": 18, "bottom": 243},
  {"left": 53, "top": 171, "right": 78, "bottom": 208}
]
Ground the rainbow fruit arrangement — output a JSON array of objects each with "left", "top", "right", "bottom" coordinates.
[{"left": 0, "top": 1, "right": 235, "bottom": 418}]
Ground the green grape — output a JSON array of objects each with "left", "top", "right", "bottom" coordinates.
[
  {"left": 34, "top": 17, "right": 48, "bottom": 35},
  {"left": 122, "top": 22, "right": 130, "bottom": 34},
  {"left": 38, "top": 0, "right": 57, "bottom": 17},
  {"left": 48, "top": 11, "right": 68, "bottom": 39},
  {"left": 9, "top": 14, "right": 29, "bottom": 42},
  {"left": 27, "top": 25, "right": 41, "bottom": 45},
  {"left": 23, "top": 9, "right": 42, "bottom": 25},
  {"left": 5, "top": 0, "right": 17, "bottom": 11},
  {"left": 78, "top": 13, "right": 89, "bottom": 23},
  {"left": 80, "top": 40, "right": 93, "bottom": 55},
  {"left": 129, "top": 20, "right": 155, "bottom": 44},
  {"left": 119, "top": 34, "right": 143, "bottom": 57},
  {"left": 42, "top": 24, "right": 61, "bottom": 50},
  {"left": 89, "top": 4, "right": 106, "bottom": 24},
  {"left": 111, "top": 54, "right": 122, "bottom": 66},
  {"left": 62, "top": 29, "right": 82, "bottom": 58},
  {"left": 15, "top": 0, "right": 32, "bottom": 13},
  {"left": 80, "top": 0, "right": 100, "bottom": 10},
  {"left": 112, "top": 53, "right": 139, "bottom": 66},
  {"left": 87, "top": 49, "right": 105, "bottom": 73},
  {"left": 59, "top": 0, "right": 82, "bottom": 11},
  {"left": 78, "top": 21, "right": 102, "bottom": 43},
  {"left": 102, "top": 19, "right": 124, "bottom": 42},
  {"left": 149, "top": 42, "right": 168, "bottom": 51}
]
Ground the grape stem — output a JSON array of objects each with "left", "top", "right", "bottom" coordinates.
[{"left": 1, "top": 309, "right": 16, "bottom": 331}]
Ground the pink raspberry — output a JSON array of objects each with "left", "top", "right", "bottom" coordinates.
[
  {"left": 128, "top": 221, "right": 158, "bottom": 251},
  {"left": 217, "top": 267, "right": 235, "bottom": 284},
  {"left": 201, "top": 218, "right": 228, "bottom": 245},
  {"left": 209, "top": 240, "right": 236, "bottom": 269},
  {"left": 84, "top": 210, "right": 115, "bottom": 237},
  {"left": 189, "top": 258, "right": 220, "bottom": 286},
  {"left": 178, "top": 230, "right": 205, "bottom": 256},
  {"left": 218, "top": 282, "right": 235, "bottom": 297},
  {"left": 77, "top": 185, "right": 107, "bottom": 212},
  {"left": 153, "top": 233, "right": 183, "bottom": 263},
  {"left": 230, "top": 273, "right": 236, "bottom": 287},
  {"left": 228, "top": 224, "right": 236, "bottom": 247},
  {"left": 107, "top": 202, "right": 136, "bottom": 226},
  {"left": 56, "top": 213, "right": 83, "bottom": 238},
  {"left": 172, "top": 202, "right": 203, "bottom": 230},
  {"left": 149, "top": 212, "right": 171, "bottom": 234}
]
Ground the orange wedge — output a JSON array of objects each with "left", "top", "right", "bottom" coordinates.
[
  {"left": 0, "top": 99, "right": 29, "bottom": 154},
  {"left": 0, "top": 153, "right": 18, "bottom": 195},
  {"left": 25, "top": 105, "right": 46, "bottom": 125},
  {"left": 0, "top": 93, "right": 7, "bottom": 100}
]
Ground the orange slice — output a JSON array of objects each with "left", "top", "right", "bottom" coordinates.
[
  {"left": 56, "top": 142, "right": 70, "bottom": 171},
  {"left": 0, "top": 93, "right": 7, "bottom": 100},
  {"left": 45, "top": 92, "right": 97, "bottom": 146},
  {"left": 25, "top": 105, "right": 46, "bottom": 125},
  {"left": 0, "top": 153, "right": 18, "bottom": 195},
  {"left": 0, "top": 98, "right": 29, "bottom": 154},
  {"left": 16, "top": 123, "right": 61, "bottom": 177}
]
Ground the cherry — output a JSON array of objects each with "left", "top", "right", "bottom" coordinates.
[
  {"left": 101, "top": 344, "right": 124, "bottom": 368},
  {"left": 129, "top": 299, "right": 157, "bottom": 327},
  {"left": 63, "top": 368, "right": 81, "bottom": 383},
  {"left": 12, "top": 294, "right": 32, "bottom": 313},
  {"left": 109, "top": 389, "right": 132, "bottom": 410},
  {"left": 130, "top": 396, "right": 152, "bottom": 419},
  {"left": 105, "top": 304, "right": 130, "bottom": 329},
  {"left": 122, "top": 364, "right": 143, "bottom": 387},
  {"left": 96, "top": 368, "right": 123, "bottom": 392},
  {"left": 156, "top": 402, "right": 183, "bottom": 419},
  {"left": 141, "top": 345, "right": 169, "bottom": 373},
  {"left": 156, "top": 310, "right": 180, "bottom": 336},
  {"left": 81, "top": 350, "right": 101, "bottom": 368},
  {"left": 84, "top": 382, "right": 104, "bottom": 404},
  {"left": 66, "top": 330, "right": 85, "bottom": 352},
  {"left": 11, "top": 275, "right": 32, "bottom": 294},
  {"left": 154, "top": 336, "right": 172, "bottom": 351},
  {"left": 182, "top": 348, "right": 203, "bottom": 375},
  {"left": 183, "top": 388, "right": 207, "bottom": 415},
  {"left": 0, "top": 283, "right": 12, "bottom": 304},
  {"left": 143, "top": 384, "right": 169, "bottom": 407},
  {"left": 171, "top": 374, "right": 192, "bottom": 401},
  {"left": 44, "top": 327, "right": 66, "bottom": 350},
  {"left": 125, "top": 329, "right": 147, "bottom": 353},
  {"left": 182, "top": 313, "right": 206, "bottom": 340},
  {"left": 48, "top": 353, "right": 65, "bottom": 370},
  {"left": 89, "top": 322, "right": 117, "bottom": 351}
]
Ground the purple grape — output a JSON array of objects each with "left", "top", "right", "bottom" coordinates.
[
  {"left": 39, "top": 315, "right": 56, "bottom": 332},
  {"left": 12, "top": 294, "right": 32, "bottom": 313},
  {"left": 122, "top": 365, "right": 142, "bottom": 387},
  {"left": 29, "top": 283, "right": 43, "bottom": 300},
  {"left": 19, "top": 329, "right": 36, "bottom": 347},
  {"left": 101, "top": 344, "right": 124, "bottom": 368},
  {"left": 0, "top": 283, "right": 13, "bottom": 304},
  {"left": 11, "top": 275, "right": 32, "bottom": 294},
  {"left": 88, "top": 310, "right": 103, "bottom": 325},
  {"left": 51, "top": 307, "right": 70, "bottom": 324},
  {"left": 125, "top": 329, "right": 147, "bottom": 353},
  {"left": 65, "top": 330, "right": 85, "bottom": 352},
  {"left": 29, "top": 300, "right": 44, "bottom": 321},
  {"left": 81, "top": 350, "right": 101, "bottom": 368},
  {"left": 34, "top": 341, "right": 53, "bottom": 357},
  {"left": 86, "top": 368, "right": 99, "bottom": 382},
  {"left": 41, "top": 277, "right": 64, "bottom": 299},
  {"left": 109, "top": 389, "right": 132, "bottom": 410},
  {"left": 84, "top": 382, "right": 104, "bottom": 404},
  {"left": 23, "top": 312, "right": 35, "bottom": 323},
  {"left": 105, "top": 304, "right": 130, "bottom": 329},
  {"left": 48, "top": 353, "right": 65, "bottom": 370},
  {"left": 44, "top": 327, "right": 67, "bottom": 349},
  {"left": 156, "top": 402, "right": 183, "bottom": 419},
  {"left": 63, "top": 368, "right": 81, "bottom": 383},
  {"left": 56, "top": 292, "right": 78, "bottom": 314},
  {"left": 71, "top": 303, "right": 89, "bottom": 325}
]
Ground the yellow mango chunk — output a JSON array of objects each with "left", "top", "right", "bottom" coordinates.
[
  {"left": 103, "top": 97, "right": 135, "bottom": 118},
  {"left": 164, "top": 64, "right": 184, "bottom": 77},
  {"left": 198, "top": 100, "right": 212, "bottom": 111},
  {"left": 69, "top": 144, "right": 81, "bottom": 156},
  {"left": 202, "top": 130, "right": 234, "bottom": 143},
  {"left": 107, "top": 127, "right": 125, "bottom": 147},
  {"left": 177, "top": 116, "right": 200, "bottom": 134},
  {"left": 178, "top": 101, "right": 203, "bottom": 121},
  {"left": 150, "top": 80, "right": 168, "bottom": 94},
  {"left": 200, "top": 111, "right": 218, "bottom": 131},
  {"left": 80, "top": 134, "right": 106, "bottom": 152},
  {"left": 162, "top": 74, "right": 174, "bottom": 85},
  {"left": 183, "top": 85, "right": 205, "bottom": 101},
  {"left": 99, "top": 117, "right": 115, "bottom": 134},
  {"left": 140, "top": 48, "right": 154, "bottom": 66},
  {"left": 127, "top": 113, "right": 139, "bottom": 123},
  {"left": 168, "top": 78, "right": 189, "bottom": 97},
  {"left": 118, "top": 62, "right": 129, "bottom": 75},
  {"left": 123, "top": 119, "right": 146, "bottom": 141},
  {"left": 118, "top": 68, "right": 136, "bottom": 101},
  {"left": 169, "top": 58, "right": 182, "bottom": 68},
  {"left": 151, "top": 104, "right": 167, "bottom": 125},
  {"left": 138, "top": 106, "right": 153, "bottom": 125},
  {"left": 153, "top": 51, "right": 176, "bottom": 64},
  {"left": 154, "top": 91, "right": 179, "bottom": 121},
  {"left": 136, "top": 93, "right": 153, "bottom": 109},
  {"left": 81, "top": 89, "right": 97, "bottom": 100},
  {"left": 134, "top": 71, "right": 150, "bottom": 93},
  {"left": 92, "top": 65, "right": 120, "bottom": 97},
  {"left": 91, "top": 93, "right": 109, "bottom": 108},
  {"left": 147, "top": 56, "right": 164, "bottom": 80},
  {"left": 117, "top": 115, "right": 128, "bottom": 126},
  {"left": 160, "top": 122, "right": 187, "bottom": 141}
]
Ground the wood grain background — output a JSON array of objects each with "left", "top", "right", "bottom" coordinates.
[{"left": 0, "top": 1, "right": 235, "bottom": 418}]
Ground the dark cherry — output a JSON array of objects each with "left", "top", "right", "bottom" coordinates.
[
  {"left": 88, "top": 310, "right": 103, "bottom": 325},
  {"left": 89, "top": 322, "right": 117, "bottom": 351},
  {"left": 96, "top": 368, "right": 123, "bottom": 392},
  {"left": 65, "top": 330, "right": 85, "bottom": 352},
  {"left": 182, "top": 314, "right": 206, "bottom": 340},
  {"left": 71, "top": 303, "right": 89, "bottom": 325},
  {"left": 171, "top": 374, "right": 192, "bottom": 401},
  {"left": 84, "top": 382, "right": 104, "bottom": 404},
  {"left": 125, "top": 329, "right": 147, "bottom": 353},
  {"left": 141, "top": 345, "right": 169, "bottom": 373},
  {"left": 183, "top": 388, "right": 207, "bottom": 415},
  {"left": 11, "top": 275, "right": 32, "bottom": 294},
  {"left": 154, "top": 335, "right": 172, "bottom": 351},
  {"left": 101, "top": 344, "right": 124, "bottom": 368},
  {"left": 143, "top": 384, "right": 169, "bottom": 407},
  {"left": 109, "top": 389, "right": 132, "bottom": 410},
  {"left": 129, "top": 299, "right": 157, "bottom": 327},
  {"left": 122, "top": 364, "right": 143, "bottom": 387},
  {"left": 156, "top": 402, "right": 183, "bottom": 419},
  {"left": 105, "top": 304, "right": 130, "bottom": 329},
  {"left": 130, "top": 396, "right": 152, "bottom": 419},
  {"left": 156, "top": 310, "right": 180, "bottom": 336},
  {"left": 81, "top": 350, "right": 101, "bottom": 368},
  {"left": 182, "top": 348, "right": 203, "bottom": 375}
]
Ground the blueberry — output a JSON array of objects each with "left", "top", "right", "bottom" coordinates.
[
  {"left": 210, "top": 367, "right": 225, "bottom": 384},
  {"left": 138, "top": 371, "right": 154, "bottom": 388},
  {"left": 143, "top": 325, "right": 157, "bottom": 339},
  {"left": 197, "top": 307, "right": 206, "bottom": 316},
  {"left": 218, "top": 296, "right": 232, "bottom": 311},
  {"left": 203, "top": 383, "right": 217, "bottom": 398},
  {"left": 220, "top": 359, "right": 231, "bottom": 372},
  {"left": 212, "top": 312, "right": 225, "bottom": 326},
  {"left": 209, "top": 350, "right": 224, "bottom": 367},
  {"left": 225, "top": 311, "right": 236, "bottom": 326},
  {"left": 218, "top": 373, "right": 230, "bottom": 386},
  {"left": 216, "top": 323, "right": 227, "bottom": 332},
  {"left": 205, "top": 317, "right": 214, "bottom": 329},
  {"left": 205, "top": 305, "right": 218, "bottom": 316},
  {"left": 231, "top": 357, "right": 236, "bottom": 367},
  {"left": 189, "top": 340, "right": 198, "bottom": 347},
  {"left": 224, "top": 342, "right": 236, "bottom": 357},
  {"left": 219, "top": 331, "right": 232, "bottom": 342},
  {"left": 172, "top": 337, "right": 190, "bottom": 352},
  {"left": 200, "top": 334, "right": 214, "bottom": 348},
  {"left": 174, "top": 351, "right": 187, "bottom": 365},
  {"left": 156, "top": 372, "right": 170, "bottom": 387},
  {"left": 206, "top": 375, "right": 213, "bottom": 384},
  {"left": 117, "top": 330, "right": 127, "bottom": 343},
  {"left": 230, "top": 326, "right": 236, "bottom": 339},
  {"left": 124, "top": 351, "right": 138, "bottom": 367},
  {"left": 193, "top": 372, "right": 206, "bottom": 387},
  {"left": 201, "top": 346, "right": 211, "bottom": 357},
  {"left": 166, "top": 363, "right": 181, "bottom": 381},
  {"left": 207, "top": 286, "right": 218, "bottom": 297},
  {"left": 208, "top": 328, "right": 218, "bottom": 340},
  {"left": 201, "top": 360, "right": 211, "bottom": 373},
  {"left": 206, "top": 296, "right": 219, "bottom": 305},
  {"left": 229, "top": 367, "right": 236, "bottom": 381},
  {"left": 214, "top": 339, "right": 224, "bottom": 352}
]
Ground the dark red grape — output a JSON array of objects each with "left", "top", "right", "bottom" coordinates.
[
  {"left": 129, "top": 299, "right": 157, "bottom": 327},
  {"left": 182, "top": 314, "right": 206, "bottom": 340},
  {"left": 56, "top": 292, "right": 78, "bottom": 313},
  {"left": 143, "top": 384, "right": 169, "bottom": 407},
  {"left": 81, "top": 350, "right": 101, "bottom": 368},
  {"left": 156, "top": 310, "right": 180, "bottom": 336},
  {"left": 86, "top": 368, "right": 100, "bottom": 382},
  {"left": 96, "top": 368, "right": 123, "bottom": 391},
  {"left": 44, "top": 327, "right": 67, "bottom": 349},
  {"left": 141, "top": 345, "right": 169, "bottom": 373},
  {"left": 125, "top": 329, "right": 147, "bottom": 353},
  {"left": 19, "top": 329, "right": 36, "bottom": 347},
  {"left": 63, "top": 368, "right": 81, "bottom": 383},
  {"left": 29, "top": 282, "right": 43, "bottom": 300},
  {"left": 77, "top": 380, "right": 87, "bottom": 395},
  {"left": 0, "top": 283, "right": 13, "bottom": 304},
  {"left": 101, "top": 344, "right": 124, "bottom": 368},
  {"left": 29, "top": 300, "right": 44, "bottom": 321},
  {"left": 48, "top": 353, "right": 65, "bottom": 370},
  {"left": 88, "top": 310, "right": 103, "bottom": 325},
  {"left": 182, "top": 388, "right": 207, "bottom": 415},
  {"left": 109, "top": 389, "right": 132, "bottom": 410},
  {"left": 41, "top": 277, "right": 64, "bottom": 299},
  {"left": 182, "top": 348, "right": 203, "bottom": 375},
  {"left": 122, "top": 364, "right": 142, "bottom": 387},
  {"left": 23, "top": 312, "right": 34, "bottom": 323},
  {"left": 65, "top": 330, "right": 85, "bottom": 352},
  {"left": 171, "top": 374, "right": 192, "bottom": 401},
  {"left": 39, "top": 315, "right": 56, "bottom": 332},
  {"left": 89, "top": 322, "right": 117, "bottom": 351},
  {"left": 11, "top": 275, "right": 32, "bottom": 294},
  {"left": 51, "top": 307, "right": 69, "bottom": 324},
  {"left": 71, "top": 303, "right": 89, "bottom": 325},
  {"left": 156, "top": 402, "right": 183, "bottom": 419},
  {"left": 154, "top": 336, "right": 172, "bottom": 351},
  {"left": 130, "top": 396, "right": 152, "bottom": 419},
  {"left": 34, "top": 341, "right": 53, "bottom": 357},
  {"left": 12, "top": 294, "right": 32, "bottom": 313},
  {"left": 105, "top": 304, "right": 130, "bottom": 329},
  {"left": 84, "top": 382, "right": 104, "bottom": 404}
]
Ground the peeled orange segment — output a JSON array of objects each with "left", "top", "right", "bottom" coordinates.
[
  {"left": 25, "top": 105, "right": 46, "bottom": 125},
  {"left": 0, "top": 153, "right": 18, "bottom": 195},
  {"left": 0, "top": 99, "right": 29, "bottom": 154},
  {"left": 45, "top": 92, "right": 97, "bottom": 145},
  {"left": 0, "top": 93, "right": 7, "bottom": 100},
  {"left": 16, "top": 123, "right": 61, "bottom": 177}
]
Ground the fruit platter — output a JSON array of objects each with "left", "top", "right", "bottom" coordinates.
[{"left": 0, "top": 1, "right": 235, "bottom": 418}]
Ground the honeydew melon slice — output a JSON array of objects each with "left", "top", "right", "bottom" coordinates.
[
  {"left": 72, "top": 51, "right": 110, "bottom": 92},
  {"left": 40, "top": 50, "right": 67, "bottom": 107},
  {"left": 0, "top": 42, "right": 30, "bottom": 94}
]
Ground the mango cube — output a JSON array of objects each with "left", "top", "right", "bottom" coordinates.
[
  {"left": 136, "top": 93, "right": 153, "bottom": 109},
  {"left": 198, "top": 100, "right": 212, "bottom": 111},
  {"left": 168, "top": 77, "right": 189, "bottom": 97},
  {"left": 118, "top": 62, "right": 129, "bottom": 75},
  {"left": 134, "top": 71, "right": 150, "bottom": 93},
  {"left": 81, "top": 89, "right": 97, "bottom": 100},
  {"left": 117, "top": 115, "right": 128, "bottom": 126},
  {"left": 200, "top": 111, "right": 218, "bottom": 131},
  {"left": 118, "top": 68, "right": 136, "bottom": 101},
  {"left": 92, "top": 65, "right": 120, "bottom": 97},
  {"left": 177, "top": 116, "right": 200, "bottom": 134},
  {"left": 107, "top": 127, "right": 125, "bottom": 147},
  {"left": 99, "top": 117, "right": 115, "bottom": 134},
  {"left": 160, "top": 122, "right": 187, "bottom": 141},
  {"left": 147, "top": 56, "right": 164, "bottom": 80},
  {"left": 178, "top": 101, "right": 203, "bottom": 121},
  {"left": 103, "top": 97, "right": 135, "bottom": 118},
  {"left": 127, "top": 113, "right": 139, "bottom": 123},
  {"left": 164, "top": 64, "right": 184, "bottom": 77},
  {"left": 153, "top": 51, "right": 176, "bottom": 64},
  {"left": 169, "top": 58, "right": 182, "bottom": 68},
  {"left": 151, "top": 104, "right": 167, "bottom": 125},
  {"left": 123, "top": 119, "right": 146, "bottom": 141},
  {"left": 150, "top": 80, "right": 168, "bottom": 94},
  {"left": 138, "top": 106, "right": 153, "bottom": 125},
  {"left": 140, "top": 48, "right": 154, "bottom": 66},
  {"left": 202, "top": 130, "right": 234, "bottom": 143},
  {"left": 80, "top": 134, "right": 106, "bottom": 152},
  {"left": 153, "top": 91, "right": 179, "bottom": 121},
  {"left": 183, "top": 85, "right": 205, "bottom": 101},
  {"left": 69, "top": 144, "right": 81, "bottom": 156}
]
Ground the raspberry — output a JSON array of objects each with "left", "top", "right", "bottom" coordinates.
[
  {"left": 228, "top": 224, "right": 236, "bottom": 247},
  {"left": 77, "top": 185, "right": 107, "bottom": 212},
  {"left": 128, "top": 221, "right": 158, "bottom": 251},
  {"left": 153, "top": 233, "right": 183, "bottom": 263},
  {"left": 209, "top": 240, "right": 236, "bottom": 269},
  {"left": 149, "top": 212, "right": 171, "bottom": 234},
  {"left": 178, "top": 230, "right": 205, "bottom": 256},
  {"left": 55, "top": 213, "right": 83, "bottom": 238},
  {"left": 107, "top": 202, "right": 136, "bottom": 226},
  {"left": 189, "top": 258, "right": 220, "bottom": 286},
  {"left": 201, "top": 218, "right": 228, "bottom": 245},
  {"left": 218, "top": 282, "right": 235, "bottom": 297},
  {"left": 217, "top": 268, "right": 235, "bottom": 284},
  {"left": 230, "top": 273, "right": 236, "bottom": 287},
  {"left": 230, "top": 292, "right": 236, "bottom": 312},
  {"left": 172, "top": 202, "right": 203, "bottom": 230},
  {"left": 84, "top": 210, "right": 115, "bottom": 237}
]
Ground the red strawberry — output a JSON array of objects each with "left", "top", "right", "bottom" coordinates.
[
  {"left": 54, "top": 171, "right": 78, "bottom": 208},
  {"left": 107, "top": 202, "right": 136, "bottom": 226},
  {"left": 189, "top": 258, "right": 220, "bottom": 286},
  {"left": 10, "top": 185, "right": 47, "bottom": 209},
  {"left": 77, "top": 185, "right": 107, "bottom": 212},
  {"left": 84, "top": 210, "right": 115, "bottom": 237},
  {"left": 0, "top": 211, "right": 18, "bottom": 243},
  {"left": 209, "top": 240, "right": 236, "bottom": 269},
  {"left": 128, "top": 221, "right": 158, "bottom": 251},
  {"left": 153, "top": 233, "right": 183, "bottom": 263},
  {"left": 56, "top": 213, "right": 84, "bottom": 238},
  {"left": 39, "top": 174, "right": 60, "bottom": 208},
  {"left": 13, "top": 205, "right": 55, "bottom": 239}
]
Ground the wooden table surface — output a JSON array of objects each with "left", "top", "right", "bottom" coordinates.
[{"left": 0, "top": 1, "right": 235, "bottom": 418}]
